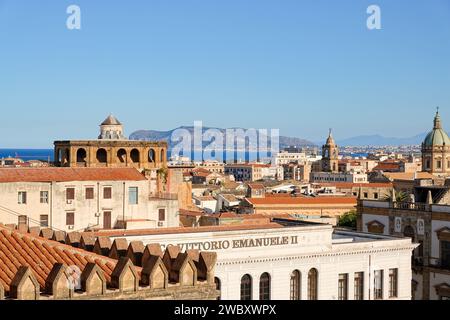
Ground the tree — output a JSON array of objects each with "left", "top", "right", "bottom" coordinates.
[
  {"left": 383, "top": 191, "right": 409, "bottom": 202},
  {"left": 338, "top": 210, "right": 357, "bottom": 229}
]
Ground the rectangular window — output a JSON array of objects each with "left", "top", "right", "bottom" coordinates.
[
  {"left": 374, "top": 270, "right": 383, "bottom": 300},
  {"left": 40, "top": 191, "right": 49, "bottom": 204},
  {"left": 66, "top": 212, "right": 75, "bottom": 226},
  {"left": 85, "top": 187, "right": 94, "bottom": 200},
  {"left": 441, "top": 240, "right": 450, "bottom": 268},
  {"left": 159, "top": 208, "right": 166, "bottom": 221},
  {"left": 66, "top": 188, "right": 75, "bottom": 201},
  {"left": 18, "top": 215, "right": 27, "bottom": 225},
  {"left": 18, "top": 192, "right": 27, "bottom": 204},
  {"left": 354, "top": 272, "right": 364, "bottom": 300},
  {"left": 363, "top": 192, "right": 368, "bottom": 199},
  {"left": 338, "top": 273, "right": 348, "bottom": 300},
  {"left": 374, "top": 192, "right": 379, "bottom": 199},
  {"left": 389, "top": 269, "right": 398, "bottom": 298},
  {"left": 103, "top": 187, "right": 112, "bottom": 199},
  {"left": 129, "top": 187, "right": 138, "bottom": 205},
  {"left": 40, "top": 215, "right": 49, "bottom": 227}
]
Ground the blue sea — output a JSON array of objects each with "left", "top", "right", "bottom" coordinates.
[{"left": 0, "top": 149, "right": 54, "bottom": 161}]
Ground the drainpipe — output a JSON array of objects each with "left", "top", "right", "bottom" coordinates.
[
  {"left": 123, "top": 182, "right": 126, "bottom": 228},
  {"left": 50, "top": 182, "right": 53, "bottom": 228},
  {"left": 368, "top": 254, "right": 372, "bottom": 300}
]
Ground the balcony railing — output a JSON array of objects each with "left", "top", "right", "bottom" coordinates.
[
  {"left": 149, "top": 192, "right": 178, "bottom": 200},
  {"left": 392, "top": 202, "right": 429, "bottom": 211}
]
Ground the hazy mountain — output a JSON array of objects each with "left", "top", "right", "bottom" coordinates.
[
  {"left": 130, "top": 126, "right": 316, "bottom": 151},
  {"left": 335, "top": 133, "right": 427, "bottom": 146}
]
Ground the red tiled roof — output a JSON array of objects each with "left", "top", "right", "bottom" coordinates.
[
  {"left": 247, "top": 183, "right": 265, "bottom": 189},
  {"left": 179, "top": 209, "right": 203, "bottom": 217},
  {"left": 246, "top": 196, "right": 357, "bottom": 206},
  {"left": 317, "top": 182, "right": 393, "bottom": 188},
  {"left": 0, "top": 225, "right": 127, "bottom": 294},
  {"left": 0, "top": 168, "right": 147, "bottom": 183}
]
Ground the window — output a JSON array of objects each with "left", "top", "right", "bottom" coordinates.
[
  {"left": 103, "top": 187, "right": 112, "bottom": 199},
  {"left": 40, "top": 191, "right": 49, "bottom": 204},
  {"left": 259, "top": 273, "right": 271, "bottom": 300},
  {"left": 240, "top": 274, "right": 252, "bottom": 300},
  {"left": 354, "top": 272, "right": 364, "bottom": 300},
  {"left": 66, "top": 212, "right": 75, "bottom": 226},
  {"left": 129, "top": 187, "right": 138, "bottom": 205},
  {"left": 363, "top": 192, "right": 368, "bottom": 198},
  {"left": 374, "top": 270, "right": 383, "bottom": 300},
  {"left": 18, "top": 192, "right": 27, "bottom": 204},
  {"left": 440, "top": 240, "right": 450, "bottom": 268},
  {"left": 389, "top": 269, "right": 398, "bottom": 298},
  {"left": 85, "top": 187, "right": 94, "bottom": 200},
  {"left": 426, "top": 160, "right": 430, "bottom": 169},
  {"left": 40, "top": 215, "right": 49, "bottom": 227},
  {"left": 159, "top": 208, "right": 166, "bottom": 221},
  {"left": 215, "top": 277, "right": 221, "bottom": 300},
  {"left": 374, "top": 192, "right": 379, "bottom": 199},
  {"left": 308, "top": 268, "right": 318, "bottom": 300},
  {"left": 338, "top": 274, "right": 348, "bottom": 300},
  {"left": 18, "top": 215, "right": 27, "bottom": 225},
  {"left": 437, "top": 160, "right": 442, "bottom": 169},
  {"left": 66, "top": 188, "right": 75, "bottom": 201},
  {"left": 290, "top": 270, "right": 301, "bottom": 300}
]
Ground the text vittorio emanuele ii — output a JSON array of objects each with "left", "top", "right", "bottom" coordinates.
[{"left": 162, "top": 235, "right": 299, "bottom": 251}]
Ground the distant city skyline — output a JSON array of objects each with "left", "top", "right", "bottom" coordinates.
[{"left": 1, "top": 0, "right": 449, "bottom": 148}]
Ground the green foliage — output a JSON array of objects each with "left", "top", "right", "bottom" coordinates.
[
  {"left": 383, "top": 191, "right": 409, "bottom": 202},
  {"left": 338, "top": 210, "right": 357, "bottom": 229}
]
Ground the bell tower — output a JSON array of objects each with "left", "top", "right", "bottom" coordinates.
[{"left": 322, "top": 129, "right": 339, "bottom": 173}]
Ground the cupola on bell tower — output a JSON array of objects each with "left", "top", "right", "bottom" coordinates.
[{"left": 322, "top": 129, "right": 339, "bottom": 173}]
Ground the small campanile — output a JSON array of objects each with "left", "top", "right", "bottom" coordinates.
[{"left": 321, "top": 128, "right": 339, "bottom": 173}]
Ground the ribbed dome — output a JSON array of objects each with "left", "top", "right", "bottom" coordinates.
[{"left": 423, "top": 110, "right": 450, "bottom": 147}]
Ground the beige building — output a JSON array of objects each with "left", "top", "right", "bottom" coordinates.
[
  {"left": 54, "top": 115, "right": 167, "bottom": 171},
  {"left": 310, "top": 171, "right": 368, "bottom": 184},
  {"left": 0, "top": 168, "right": 179, "bottom": 232},
  {"left": 357, "top": 180, "right": 450, "bottom": 300}
]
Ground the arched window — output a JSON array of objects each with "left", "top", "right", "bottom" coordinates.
[
  {"left": 117, "top": 149, "right": 127, "bottom": 163},
  {"left": 64, "top": 148, "right": 70, "bottom": 164},
  {"left": 404, "top": 225, "right": 415, "bottom": 241},
  {"left": 214, "top": 277, "right": 221, "bottom": 300},
  {"left": 240, "top": 274, "right": 252, "bottom": 300},
  {"left": 308, "top": 268, "right": 318, "bottom": 300},
  {"left": 160, "top": 149, "right": 166, "bottom": 162},
  {"left": 149, "top": 149, "right": 156, "bottom": 162},
  {"left": 130, "top": 149, "right": 140, "bottom": 163},
  {"left": 96, "top": 149, "right": 107, "bottom": 163},
  {"left": 76, "top": 148, "right": 87, "bottom": 164},
  {"left": 57, "top": 149, "right": 63, "bottom": 163},
  {"left": 259, "top": 272, "right": 271, "bottom": 300},
  {"left": 290, "top": 270, "right": 301, "bottom": 300}
]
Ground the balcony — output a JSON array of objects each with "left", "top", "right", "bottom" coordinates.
[{"left": 149, "top": 192, "right": 178, "bottom": 200}]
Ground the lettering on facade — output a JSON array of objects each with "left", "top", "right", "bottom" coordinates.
[{"left": 161, "top": 235, "right": 299, "bottom": 252}]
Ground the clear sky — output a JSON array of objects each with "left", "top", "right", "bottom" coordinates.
[{"left": 0, "top": 0, "right": 449, "bottom": 148}]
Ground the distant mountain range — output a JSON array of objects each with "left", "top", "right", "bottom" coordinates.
[
  {"left": 335, "top": 133, "right": 427, "bottom": 147},
  {"left": 130, "top": 126, "right": 428, "bottom": 150},
  {"left": 130, "top": 126, "right": 316, "bottom": 151}
]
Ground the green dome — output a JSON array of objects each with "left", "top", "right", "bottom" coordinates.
[{"left": 423, "top": 111, "right": 450, "bottom": 147}]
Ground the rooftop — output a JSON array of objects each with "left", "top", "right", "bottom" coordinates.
[
  {"left": 0, "top": 167, "right": 147, "bottom": 183},
  {"left": 245, "top": 196, "right": 357, "bottom": 206}
]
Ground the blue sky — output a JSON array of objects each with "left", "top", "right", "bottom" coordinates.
[{"left": 0, "top": 0, "right": 449, "bottom": 148}]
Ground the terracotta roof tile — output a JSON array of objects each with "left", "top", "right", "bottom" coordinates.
[
  {"left": 245, "top": 196, "right": 357, "bottom": 206},
  {"left": 0, "top": 167, "right": 147, "bottom": 183},
  {"left": 0, "top": 225, "right": 137, "bottom": 294}
]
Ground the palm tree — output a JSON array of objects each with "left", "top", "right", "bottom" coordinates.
[{"left": 383, "top": 191, "right": 409, "bottom": 202}]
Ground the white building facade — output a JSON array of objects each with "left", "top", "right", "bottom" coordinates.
[{"left": 99, "top": 220, "right": 416, "bottom": 300}]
